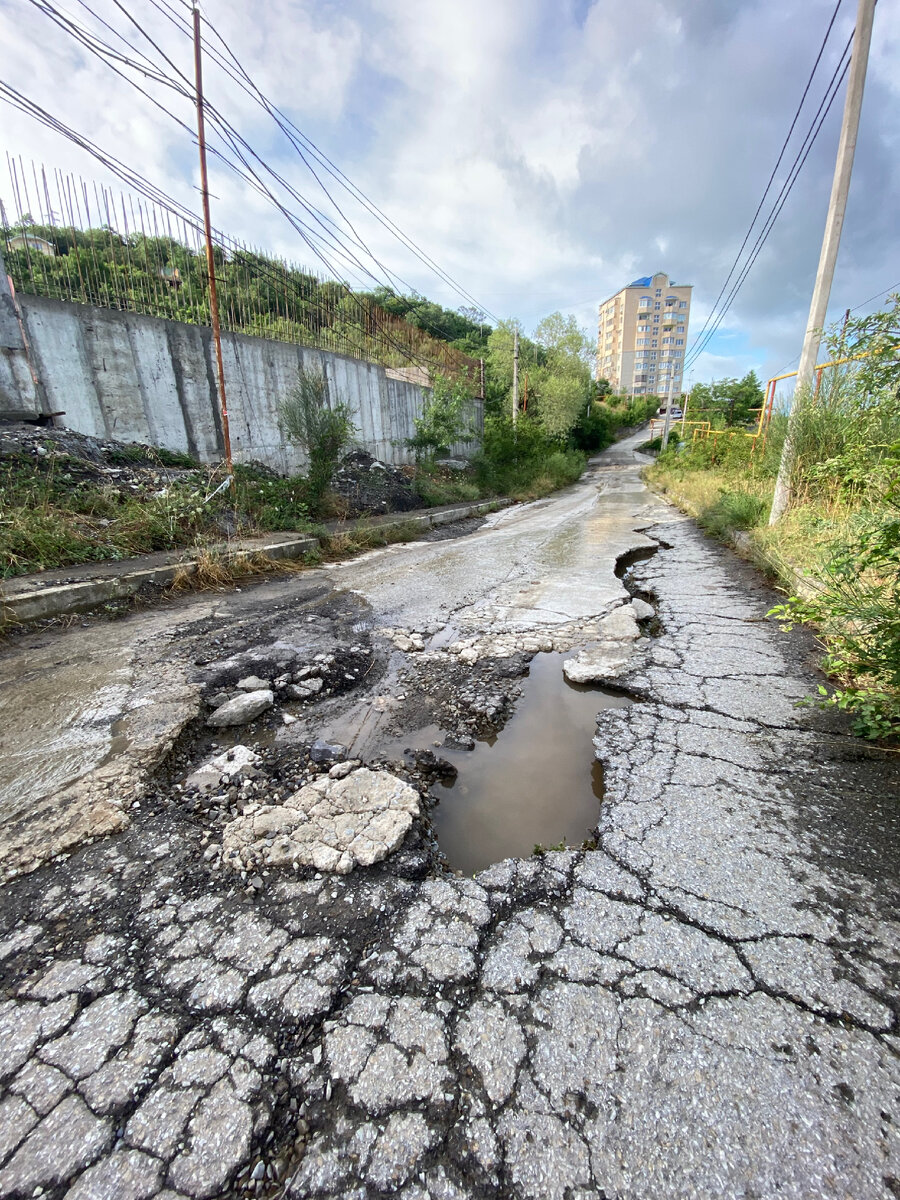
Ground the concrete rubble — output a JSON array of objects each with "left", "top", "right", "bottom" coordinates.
[{"left": 221, "top": 767, "right": 421, "bottom": 875}]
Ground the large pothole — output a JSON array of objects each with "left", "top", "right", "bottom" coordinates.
[{"left": 425, "top": 651, "right": 633, "bottom": 873}]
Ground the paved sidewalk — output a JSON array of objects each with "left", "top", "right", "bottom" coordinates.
[{"left": 0, "top": 499, "right": 504, "bottom": 626}]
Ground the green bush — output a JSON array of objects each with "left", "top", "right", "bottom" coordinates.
[
  {"left": 473, "top": 414, "right": 585, "bottom": 498},
  {"left": 769, "top": 489, "right": 900, "bottom": 739},
  {"left": 406, "top": 373, "right": 472, "bottom": 463},
  {"left": 279, "top": 366, "right": 356, "bottom": 512}
]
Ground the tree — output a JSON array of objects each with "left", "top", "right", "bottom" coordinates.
[
  {"left": 529, "top": 312, "right": 593, "bottom": 437},
  {"left": 689, "top": 371, "right": 764, "bottom": 425}
]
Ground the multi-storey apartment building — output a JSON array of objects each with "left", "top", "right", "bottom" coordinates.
[{"left": 596, "top": 271, "right": 692, "bottom": 396}]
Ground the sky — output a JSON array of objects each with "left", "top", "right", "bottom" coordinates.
[{"left": 1, "top": 0, "right": 898, "bottom": 387}]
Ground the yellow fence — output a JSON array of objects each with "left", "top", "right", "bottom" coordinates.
[{"left": 684, "top": 350, "right": 872, "bottom": 458}]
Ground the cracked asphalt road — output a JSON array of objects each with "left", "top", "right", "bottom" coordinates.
[{"left": 0, "top": 431, "right": 898, "bottom": 1199}]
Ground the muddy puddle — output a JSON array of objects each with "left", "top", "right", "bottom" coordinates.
[{"left": 428, "top": 651, "right": 632, "bottom": 873}]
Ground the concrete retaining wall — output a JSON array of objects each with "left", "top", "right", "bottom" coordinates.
[{"left": 0, "top": 261, "right": 481, "bottom": 471}]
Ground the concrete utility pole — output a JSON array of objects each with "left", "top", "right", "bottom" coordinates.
[
  {"left": 192, "top": 0, "right": 235, "bottom": 491},
  {"left": 769, "top": 0, "right": 876, "bottom": 524},
  {"left": 512, "top": 329, "right": 519, "bottom": 427}
]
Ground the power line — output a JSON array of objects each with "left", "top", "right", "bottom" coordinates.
[
  {"left": 686, "top": 0, "right": 845, "bottom": 358},
  {"left": 684, "top": 32, "right": 853, "bottom": 372},
  {"left": 22, "top": 0, "right": 406, "bottom": 292},
  {"left": 0, "top": 81, "right": 454, "bottom": 373},
  {"left": 21, "top": 0, "right": 495, "bottom": 355},
  {"left": 141, "top": 0, "right": 500, "bottom": 322},
  {"left": 850, "top": 279, "right": 900, "bottom": 311}
]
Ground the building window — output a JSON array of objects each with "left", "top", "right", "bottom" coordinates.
[
  {"left": 662, "top": 337, "right": 673, "bottom": 344},
  {"left": 655, "top": 289, "right": 662, "bottom": 296},
  {"left": 678, "top": 300, "right": 686, "bottom": 308},
  {"left": 676, "top": 338, "right": 684, "bottom": 345},
  {"left": 651, "top": 340, "right": 658, "bottom": 347}
]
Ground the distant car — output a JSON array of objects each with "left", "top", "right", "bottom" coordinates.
[{"left": 657, "top": 405, "right": 683, "bottom": 419}]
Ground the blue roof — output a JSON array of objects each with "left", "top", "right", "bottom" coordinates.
[{"left": 629, "top": 276, "right": 652, "bottom": 287}]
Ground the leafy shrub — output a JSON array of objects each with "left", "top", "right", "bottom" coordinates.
[
  {"left": 769, "top": 484, "right": 900, "bottom": 740},
  {"left": 406, "top": 373, "right": 473, "bottom": 463},
  {"left": 473, "top": 414, "right": 585, "bottom": 499},
  {"left": 279, "top": 366, "right": 356, "bottom": 511}
]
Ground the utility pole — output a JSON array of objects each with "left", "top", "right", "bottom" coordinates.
[
  {"left": 192, "top": 0, "right": 235, "bottom": 491},
  {"left": 512, "top": 329, "right": 519, "bottom": 427},
  {"left": 661, "top": 370, "right": 675, "bottom": 446},
  {"left": 769, "top": 0, "right": 876, "bottom": 523}
]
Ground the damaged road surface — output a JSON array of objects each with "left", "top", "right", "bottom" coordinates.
[{"left": 0, "top": 430, "right": 898, "bottom": 1199}]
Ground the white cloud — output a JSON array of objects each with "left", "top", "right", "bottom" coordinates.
[{"left": 0, "top": 0, "right": 897, "bottom": 386}]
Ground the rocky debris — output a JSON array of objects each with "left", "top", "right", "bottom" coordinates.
[
  {"left": 402, "top": 748, "right": 458, "bottom": 781},
  {"left": 393, "top": 632, "right": 425, "bottom": 653},
  {"left": 630, "top": 597, "right": 655, "bottom": 621},
  {"left": 206, "top": 690, "right": 274, "bottom": 727},
  {"left": 286, "top": 678, "right": 324, "bottom": 701},
  {"left": 236, "top": 675, "right": 270, "bottom": 691},
  {"left": 329, "top": 760, "right": 360, "bottom": 779},
  {"left": 221, "top": 767, "right": 421, "bottom": 874},
  {"left": 309, "top": 738, "right": 348, "bottom": 764},
  {"left": 185, "top": 746, "right": 261, "bottom": 794},
  {"left": 330, "top": 449, "right": 426, "bottom": 517},
  {"left": 563, "top": 604, "right": 641, "bottom": 682},
  {"left": 198, "top": 644, "right": 373, "bottom": 708},
  {"left": 443, "top": 619, "right": 627, "bottom": 664}
]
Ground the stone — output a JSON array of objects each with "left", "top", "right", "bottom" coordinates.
[
  {"left": 563, "top": 642, "right": 633, "bottom": 682},
  {"left": 236, "top": 675, "right": 270, "bottom": 691},
  {"left": 222, "top": 768, "right": 420, "bottom": 875},
  {"left": 630, "top": 597, "right": 655, "bottom": 621},
  {"left": 286, "top": 679, "right": 324, "bottom": 700},
  {"left": 207, "top": 690, "right": 273, "bottom": 727},
  {"left": 309, "top": 738, "right": 348, "bottom": 764},
  {"left": 185, "top": 745, "right": 261, "bottom": 793}
]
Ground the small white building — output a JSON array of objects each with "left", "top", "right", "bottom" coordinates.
[{"left": 7, "top": 233, "right": 56, "bottom": 257}]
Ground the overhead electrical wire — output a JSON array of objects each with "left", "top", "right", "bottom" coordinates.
[
  {"left": 0, "top": 79, "right": 446, "bottom": 371},
  {"left": 62, "top": 0, "right": 496, "bottom": 322},
  {"left": 683, "top": 1, "right": 855, "bottom": 372},
  {"left": 9, "top": 6, "right": 468, "bottom": 369},
  {"left": 119, "top": 0, "right": 498, "bottom": 324},
  {"left": 685, "top": 0, "right": 845, "bottom": 359},
  {"left": 683, "top": 43, "right": 852, "bottom": 373},
  {"left": 20, "top": 0, "right": 495, "bottom": 360},
  {"left": 22, "top": 0, "right": 408, "bottom": 292}
]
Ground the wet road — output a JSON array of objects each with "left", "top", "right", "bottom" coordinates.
[{"left": 0, "top": 430, "right": 898, "bottom": 1199}]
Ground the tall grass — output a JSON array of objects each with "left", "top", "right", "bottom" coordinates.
[{"left": 647, "top": 311, "right": 900, "bottom": 739}]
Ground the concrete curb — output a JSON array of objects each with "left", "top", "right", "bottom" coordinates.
[{"left": 0, "top": 500, "right": 506, "bottom": 627}]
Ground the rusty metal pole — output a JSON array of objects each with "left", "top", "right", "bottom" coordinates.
[{"left": 192, "top": 1, "right": 234, "bottom": 491}]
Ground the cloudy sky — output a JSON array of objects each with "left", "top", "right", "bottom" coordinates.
[{"left": 1, "top": 0, "right": 898, "bottom": 385}]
